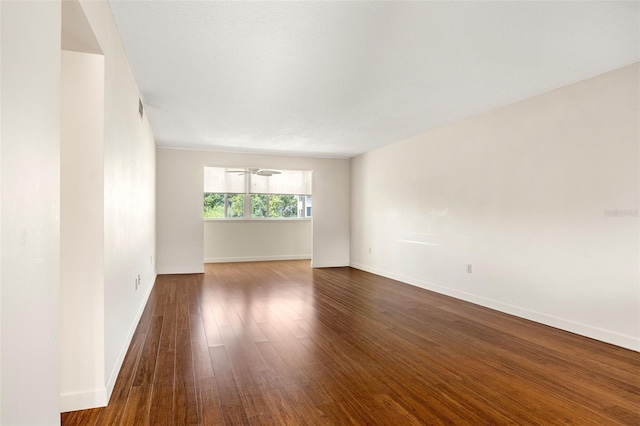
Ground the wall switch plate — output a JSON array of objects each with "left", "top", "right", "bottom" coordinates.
[{"left": 467, "top": 264, "right": 472, "bottom": 273}]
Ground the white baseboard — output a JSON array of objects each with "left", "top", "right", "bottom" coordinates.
[
  {"left": 310, "top": 259, "right": 350, "bottom": 268},
  {"left": 349, "top": 262, "right": 640, "bottom": 352},
  {"left": 157, "top": 266, "right": 204, "bottom": 274},
  {"left": 204, "top": 254, "right": 311, "bottom": 264},
  {"left": 105, "top": 273, "right": 156, "bottom": 401},
  {"left": 60, "top": 387, "right": 108, "bottom": 413}
]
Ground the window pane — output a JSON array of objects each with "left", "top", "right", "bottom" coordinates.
[
  {"left": 204, "top": 193, "right": 224, "bottom": 218},
  {"left": 269, "top": 194, "right": 298, "bottom": 218},
  {"left": 251, "top": 194, "right": 268, "bottom": 218},
  {"left": 296, "top": 195, "right": 304, "bottom": 218},
  {"left": 281, "top": 195, "right": 298, "bottom": 217},
  {"left": 305, "top": 195, "right": 312, "bottom": 218},
  {"left": 207, "top": 192, "right": 311, "bottom": 219},
  {"left": 226, "top": 194, "right": 244, "bottom": 218}
]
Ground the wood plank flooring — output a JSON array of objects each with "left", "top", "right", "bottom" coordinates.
[{"left": 62, "top": 260, "right": 640, "bottom": 425}]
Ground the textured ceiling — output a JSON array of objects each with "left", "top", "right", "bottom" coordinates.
[{"left": 109, "top": 1, "right": 639, "bottom": 158}]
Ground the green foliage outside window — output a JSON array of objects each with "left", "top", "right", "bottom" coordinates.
[
  {"left": 204, "top": 193, "right": 244, "bottom": 218},
  {"left": 206, "top": 193, "right": 305, "bottom": 219},
  {"left": 268, "top": 195, "right": 298, "bottom": 218},
  {"left": 250, "top": 194, "right": 298, "bottom": 218},
  {"left": 251, "top": 194, "right": 268, "bottom": 217},
  {"left": 204, "top": 193, "right": 224, "bottom": 218},
  {"left": 226, "top": 194, "right": 244, "bottom": 218}
]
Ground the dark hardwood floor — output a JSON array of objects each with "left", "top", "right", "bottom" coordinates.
[{"left": 62, "top": 260, "right": 640, "bottom": 425}]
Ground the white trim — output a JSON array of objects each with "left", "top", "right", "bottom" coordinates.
[
  {"left": 204, "top": 218, "right": 311, "bottom": 222},
  {"left": 157, "top": 145, "right": 351, "bottom": 160},
  {"left": 349, "top": 262, "right": 640, "bottom": 352},
  {"left": 104, "top": 273, "right": 156, "bottom": 401},
  {"left": 60, "top": 388, "right": 108, "bottom": 413},
  {"left": 157, "top": 266, "right": 205, "bottom": 274},
  {"left": 61, "top": 274, "right": 158, "bottom": 412},
  {"left": 311, "top": 260, "right": 350, "bottom": 268},
  {"left": 205, "top": 255, "right": 310, "bottom": 264}
]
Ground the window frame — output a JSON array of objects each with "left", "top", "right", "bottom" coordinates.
[
  {"left": 204, "top": 167, "right": 312, "bottom": 221},
  {"left": 204, "top": 193, "right": 312, "bottom": 221}
]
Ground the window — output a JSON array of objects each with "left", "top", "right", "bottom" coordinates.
[
  {"left": 204, "top": 193, "right": 224, "bottom": 218},
  {"left": 251, "top": 194, "right": 268, "bottom": 218},
  {"left": 204, "top": 167, "right": 312, "bottom": 219},
  {"left": 305, "top": 195, "right": 312, "bottom": 218},
  {"left": 251, "top": 194, "right": 306, "bottom": 218},
  {"left": 203, "top": 193, "right": 244, "bottom": 218},
  {"left": 225, "top": 194, "right": 244, "bottom": 218}
]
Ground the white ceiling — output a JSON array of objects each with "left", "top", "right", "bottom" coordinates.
[{"left": 109, "top": 1, "right": 639, "bottom": 158}]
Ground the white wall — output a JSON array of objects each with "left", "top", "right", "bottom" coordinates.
[
  {"left": 0, "top": 3, "right": 4, "bottom": 421},
  {"left": 157, "top": 148, "right": 349, "bottom": 273},
  {"left": 351, "top": 64, "right": 640, "bottom": 351},
  {"left": 1, "top": 2, "right": 62, "bottom": 424},
  {"left": 60, "top": 49, "right": 106, "bottom": 411},
  {"left": 204, "top": 219, "right": 312, "bottom": 263},
  {"left": 0, "top": 1, "right": 155, "bottom": 416},
  {"left": 79, "top": 0, "right": 157, "bottom": 403}
]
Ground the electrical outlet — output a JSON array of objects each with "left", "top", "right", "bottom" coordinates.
[
  {"left": 135, "top": 277, "right": 138, "bottom": 290},
  {"left": 150, "top": 255, "right": 153, "bottom": 264},
  {"left": 467, "top": 264, "right": 472, "bottom": 273},
  {"left": 368, "top": 247, "right": 372, "bottom": 254}
]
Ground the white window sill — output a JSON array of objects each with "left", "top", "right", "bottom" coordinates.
[{"left": 204, "top": 217, "right": 312, "bottom": 222}]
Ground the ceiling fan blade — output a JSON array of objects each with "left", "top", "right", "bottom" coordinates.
[
  {"left": 256, "top": 170, "right": 281, "bottom": 176},
  {"left": 224, "top": 168, "right": 280, "bottom": 176}
]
